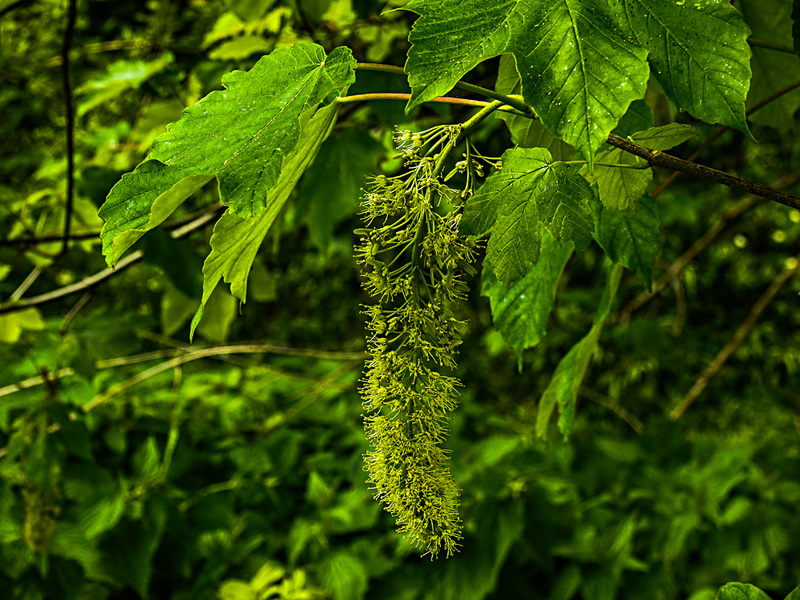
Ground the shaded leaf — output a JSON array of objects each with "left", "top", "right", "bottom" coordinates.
[
  {"left": 194, "top": 286, "right": 238, "bottom": 343},
  {"left": 537, "top": 264, "right": 622, "bottom": 439},
  {"left": 132, "top": 436, "right": 161, "bottom": 481},
  {"left": 481, "top": 231, "right": 573, "bottom": 359},
  {"left": 297, "top": 127, "right": 385, "bottom": 251},
  {"left": 613, "top": 99, "right": 654, "bottom": 137},
  {"left": 583, "top": 124, "right": 695, "bottom": 210},
  {"left": 593, "top": 195, "right": 660, "bottom": 290},
  {"left": 794, "top": 0, "right": 800, "bottom": 56},
  {"left": 740, "top": 0, "right": 800, "bottom": 130},
  {"left": 716, "top": 583, "right": 772, "bottom": 600},
  {"left": 318, "top": 551, "right": 368, "bottom": 600},
  {"left": 140, "top": 229, "right": 203, "bottom": 298},
  {"left": 494, "top": 54, "right": 575, "bottom": 159},
  {"left": 78, "top": 483, "right": 127, "bottom": 539},
  {"left": 76, "top": 54, "right": 174, "bottom": 117},
  {"left": 424, "top": 502, "right": 524, "bottom": 600},
  {"left": 461, "top": 147, "right": 594, "bottom": 286}
]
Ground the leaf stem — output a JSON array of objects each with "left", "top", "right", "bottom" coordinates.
[
  {"left": 355, "top": 62, "right": 535, "bottom": 117},
  {"left": 337, "top": 92, "right": 489, "bottom": 108}
]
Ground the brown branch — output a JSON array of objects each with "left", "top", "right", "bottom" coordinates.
[
  {"left": 606, "top": 134, "right": 800, "bottom": 210},
  {"left": 669, "top": 253, "right": 800, "bottom": 420}
]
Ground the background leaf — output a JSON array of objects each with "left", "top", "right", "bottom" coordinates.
[
  {"left": 317, "top": 551, "right": 368, "bottom": 600},
  {"left": 715, "top": 583, "right": 772, "bottom": 600},
  {"left": 297, "top": 127, "right": 385, "bottom": 251},
  {"left": 739, "top": 0, "right": 800, "bottom": 130}
]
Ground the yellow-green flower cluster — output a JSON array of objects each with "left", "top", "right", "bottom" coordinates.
[{"left": 354, "top": 130, "right": 478, "bottom": 558}]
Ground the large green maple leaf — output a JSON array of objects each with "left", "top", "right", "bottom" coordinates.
[
  {"left": 404, "top": 0, "right": 649, "bottom": 163},
  {"left": 99, "top": 44, "right": 356, "bottom": 266},
  {"left": 460, "top": 147, "right": 595, "bottom": 286},
  {"left": 403, "top": 0, "right": 752, "bottom": 161}
]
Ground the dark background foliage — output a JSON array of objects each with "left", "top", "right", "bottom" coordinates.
[{"left": 1, "top": 0, "right": 800, "bottom": 599}]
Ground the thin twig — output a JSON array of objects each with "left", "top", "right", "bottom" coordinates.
[
  {"left": 0, "top": 249, "right": 143, "bottom": 315},
  {"left": 82, "top": 344, "right": 364, "bottom": 411},
  {"left": 670, "top": 253, "right": 800, "bottom": 420},
  {"left": 0, "top": 202, "right": 223, "bottom": 249},
  {"left": 581, "top": 387, "right": 645, "bottom": 434},
  {"left": 9, "top": 267, "right": 42, "bottom": 302},
  {"left": 607, "top": 134, "right": 800, "bottom": 210},
  {"left": 0, "top": 342, "right": 365, "bottom": 400},
  {"left": 0, "top": 368, "right": 75, "bottom": 399},
  {"left": 0, "top": 203, "right": 222, "bottom": 315},
  {"left": 60, "top": 0, "right": 77, "bottom": 256},
  {"left": 59, "top": 292, "right": 91, "bottom": 335}
]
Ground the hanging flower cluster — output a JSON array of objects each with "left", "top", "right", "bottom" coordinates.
[{"left": 354, "top": 126, "right": 480, "bottom": 558}]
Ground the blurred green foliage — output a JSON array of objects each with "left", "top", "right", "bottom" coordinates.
[{"left": 1, "top": 0, "right": 800, "bottom": 599}]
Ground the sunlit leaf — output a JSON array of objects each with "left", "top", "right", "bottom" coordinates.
[
  {"left": 404, "top": 0, "right": 649, "bottom": 163},
  {"left": 611, "top": 0, "right": 752, "bottom": 137},
  {"left": 99, "top": 44, "right": 355, "bottom": 266},
  {"left": 189, "top": 102, "right": 340, "bottom": 338}
]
